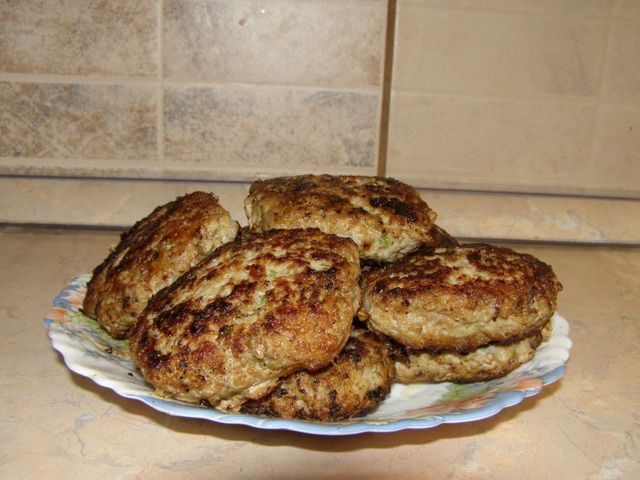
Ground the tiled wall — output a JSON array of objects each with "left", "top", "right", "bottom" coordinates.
[
  {"left": 0, "top": 0, "right": 387, "bottom": 180},
  {"left": 388, "top": 0, "right": 640, "bottom": 198},
  {"left": 1, "top": 0, "right": 639, "bottom": 242}
]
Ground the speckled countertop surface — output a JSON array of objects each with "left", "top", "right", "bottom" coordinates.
[{"left": 1, "top": 227, "right": 639, "bottom": 479}]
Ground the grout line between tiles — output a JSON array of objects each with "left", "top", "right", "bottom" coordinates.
[
  {"left": 588, "top": 9, "right": 616, "bottom": 175},
  {"left": 389, "top": 86, "right": 640, "bottom": 109},
  {"left": 390, "top": 86, "right": 604, "bottom": 104},
  {"left": 158, "top": 0, "right": 166, "bottom": 168},
  {"left": 0, "top": 73, "right": 381, "bottom": 96},
  {"left": 398, "top": 0, "right": 616, "bottom": 21},
  {"left": 160, "top": 79, "right": 382, "bottom": 95},
  {"left": 0, "top": 73, "right": 159, "bottom": 86},
  {"left": 376, "top": 0, "right": 397, "bottom": 178}
]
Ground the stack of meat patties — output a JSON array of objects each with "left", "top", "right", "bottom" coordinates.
[{"left": 82, "top": 174, "right": 562, "bottom": 421}]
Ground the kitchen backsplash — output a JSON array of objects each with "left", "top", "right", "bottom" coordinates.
[
  {"left": 388, "top": 0, "right": 640, "bottom": 198},
  {"left": 0, "top": 0, "right": 386, "bottom": 178},
  {"left": 1, "top": 0, "right": 638, "bottom": 243}
]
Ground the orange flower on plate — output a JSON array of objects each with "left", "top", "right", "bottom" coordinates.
[
  {"left": 63, "top": 286, "right": 86, "bottom": 313},
  {"left": 46, "top": 306, "right": 71, "bottom": 324},
  {"left": 508, "top": 377, "right": 543, "bottom": 393}
]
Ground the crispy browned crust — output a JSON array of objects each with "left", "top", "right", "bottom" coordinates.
[
  {"left": 82, "top": 191, "right": 239, "bottom": 339},
  {"left": 244, "top": 174, "right": 437, "bottom": 262},
  {"left": 241, "top": 327, "right": 397, "bottom": 421},
  {"left": 128, "top": 228, "right": 362, "bottom": 411},
  {"left": 422, "top": 224, "right": 459, "bottom": 248},
  {"left": 395, "top": 325, "right": 548, "bottom": 384},
  {"left": 359, "top": 243, "right": 562, "bottom": 352}
]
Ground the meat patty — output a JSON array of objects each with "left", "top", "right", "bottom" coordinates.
[
  {"left": 359, "top": 225, "right": 459, "bottom": 279},
  {"left": 244, "top": 174, "right": 437, "bottom": 262},
  {"left": 423, "top": 224, "right": 459, "bottom": 249},
  {"left": 82, "top": 191, "right": 239, "bottom": 339},
  {"left": 395, "top": 323, "right": 551, "bottom": 384},
  {"left": 128, "top": 228, "right": 362, "bottom": 412},
  {"left": 358, "top": 244, "right": 562, "bottom": 353},
  {"left": 241, "top": 326, "right": 397, "bottom": 421}
]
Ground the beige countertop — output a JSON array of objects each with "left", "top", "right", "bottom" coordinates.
[{"left": 1, "top": 227, "right": 639, "bottom": 479}]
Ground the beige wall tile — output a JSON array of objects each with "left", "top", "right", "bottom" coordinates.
[
  {"left": 387, "top": 92, "right": 597, "bottom": 193},
  {"left": 0, "top": 0, "right": 159, "bottom": 77},
  {"left": 422, "top": 188, "right": 640, "bottom": 244},
  {"left": 0, "top": 177, "right": 251, "bottom": 228},
  {"left": 614, "top": 0, "right": 640, "bottom": 17},
  {"left": 591, "top": 104, "right": 640, "bottom": 193},
  {"left": 394, "top": 7, "right": 608, "bottom": 97},
  {"left": 0, "top": 82, "right": 157, "bottom": 162},
  {"left": 164, "top": 85, "right": 379, "bottom": 175},
  {"left": 164, "top": 0, "right": 386, "bottom": 86},
  {"left": 602, "top": 19, "right": 640, "bottom": 101}
]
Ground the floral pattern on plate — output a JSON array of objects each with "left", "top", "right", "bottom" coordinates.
[{"left": 45, "top": 274, "right": 572, "bottom": 435}]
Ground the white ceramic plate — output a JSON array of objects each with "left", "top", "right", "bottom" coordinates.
[{"left": 45, "top": 274, "right": 572, "bottom": 436}]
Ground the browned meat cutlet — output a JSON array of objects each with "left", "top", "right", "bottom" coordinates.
[
  {"left": 244, "top": 174, "right": 437, "bottom": 262},
  {"left": 423, "top": 224, "right": 459, "bottom": 248},
  {"left": 395, "top": 322, "right": 552, "bottom": 384},
  {"left": 128, "top": 228, "right": 362, "bottom": 412},
  {"left": 241, "top": 327, "right": 397, "bottom": 421},
  {"left": 82, "top": 191, "right": 239, "bottom": 339},
  {"left": 358, "top": 243, "right": 562, "bottom": 353},
  {"left": 359, "top": 224, "right": 459, "bottom": 278}
]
